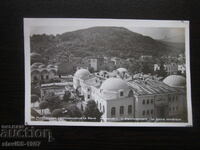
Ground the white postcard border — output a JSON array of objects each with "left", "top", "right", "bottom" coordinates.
[{"left": 24, "top": 18, "right": 192, "bottom": 127}]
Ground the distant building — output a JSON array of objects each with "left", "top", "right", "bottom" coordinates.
[
  {"left": 111, "top": 57, "right": 121, "bottom": 66},
  {"left": 140, "top": 55, "right": 153, "bottom": 62},
  {"left": 89, "top": 57, "right": 104, "bottom": 71},
  {"left": 154, "top": 63, "right": 179, "bottom": 75},
  {"left": 178, "top": 64, "right": 186, "bottom": 74},
  {"left": 164, "top": 63, "right": 178, "bottom": 75},
  {"left": 31, "top": 63, "right": 57, "bottom": 83},
  {"left": 40, "top": 82, "right": 72, "bottom": 100},
  {"left": 154, "top": 64, "right": 160, "bottom": 72}
]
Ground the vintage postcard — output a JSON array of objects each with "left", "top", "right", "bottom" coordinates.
[{"left": 24, "top": 18, "right": 192, "bottom": 127}]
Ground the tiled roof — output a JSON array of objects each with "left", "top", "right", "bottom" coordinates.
[{"left": 128, "top": 79, "right": 179, "bottom": 95}]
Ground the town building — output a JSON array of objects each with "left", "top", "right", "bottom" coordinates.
[
  {"left": 73, "top": 68, "right": 187, "bottom": 122},
  {"left": 31, "top": 63, "right": 58, "bottom": 82},
  {"left": 89, "top": 57, "right": 104, "bottom": 71},
  {"left": 40, "top": 82, "right": 72, "bottom": 100}
]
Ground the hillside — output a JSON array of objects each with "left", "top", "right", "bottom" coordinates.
[{"left": 30, "top": 26, "right": 185, "bottom": 61}]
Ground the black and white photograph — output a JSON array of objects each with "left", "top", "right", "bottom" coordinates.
[{"left": 24, "top": 18, "right": 192, "bottom": 127}]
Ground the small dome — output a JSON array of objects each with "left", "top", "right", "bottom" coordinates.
[
  {"left": 38, "top": 64, "right": 46, "bottom": 69},
  {"left": 163, "top": 75, "right": 186, "bottom": 87},
  {"left": 31, "top": 52, "right": 41, "bottom": 57},
  {"left": 32, "top": 62, "right": 43, "bottom": 67},
  {"left": 117, "top": 68, "right": 128, "bottom": 73},
  {"left": 74, "top": 69, "right": 90, "bottom": 79},
  {"left": 47, "top": 64, "right": 55, "bottom": 68},
  {"left": 100, "top": 78, "right": 129, "bottom": 91}
]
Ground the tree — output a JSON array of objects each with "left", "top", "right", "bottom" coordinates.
[
  {"left": 52, "top": 109, "right": 63, "bottom": 121},
  {"left": 62, "top": 91, "right": 71, "bottom": 102},
  {"left": 39, "top": 101, "right": 48, "bottom": 115},
  {"left": 31, "top": 108, "right": 42, "bottom": 120},
  {"left": 67, "top": 105, "right": 82, "bottom": 118},
  {"left": 31, "top": 94, "right": 40, "bottom": 107},
  {"left": 157, "top": 61, "right": 167, "bottom": 77},
  {"left": 88, "top": 66, "right": 95, "bottom": 73},
  {"left": 45, "top": 96, "right": 62, "bottom": 112},
  {"left": 83, "top": 100, "right": 102, "bottom": 122}
]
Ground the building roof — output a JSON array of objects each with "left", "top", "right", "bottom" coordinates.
[
  {"left": 41, "top": 82, "right": 72, "bottom": 88},
  {"left": 74, "top": 69, "right": 90, "bottom": 79},
  {"left": 100, "top": 77, "right": 129, "bottom": 91},
  {"left": 31, "top": 62, "right": 44, "bottom": 67},
  {"left": 84, "top": 76, "right": 102, "bottom": 88},
  {"left": 163, "top": 75, "right": 186, "bottom": 87},
  {"left": 117, "top": 68, "right": 128, "bottom": 73},
  {"left": 128, "top": 79, "right": 180, "bottom": 95}
]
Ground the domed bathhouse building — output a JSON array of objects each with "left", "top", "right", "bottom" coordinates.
[
  {"left": 31, "top": 63, "right": 58, "bottom": 83},
  {"left": 73, "top": 68, "right": 187, "bottom": 122}
]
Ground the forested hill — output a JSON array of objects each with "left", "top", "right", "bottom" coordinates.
[{"left": 30, "top": 26, "right": 185, "bottom": 59}]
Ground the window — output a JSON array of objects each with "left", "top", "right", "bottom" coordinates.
[
  {"left": 103, "top": 106, "right": 105, "bottom": 113},
  {"left": 111, "top": 107, "right": 116, "bottom": 116},
  {"left": 100, "top": 103, "right": 101, "bottom": 110},
  {"left": 143, "top": 110, "right": 145, "bottom": 116},
  {"left": 147, "top": 100, "right": 149, "bottom": 104},
  {"left": 88, "top": 95, "right": 90, "bottom": 99},
  {"left": 128, "top": 105, "right": 132, "bottom": 114},
  {"left": 147, "top": 110, "right": 149, "bottom": 115},
  {"left": 169, "top": 96, "right": 171, "bottom": 102},
  {"left": 128, "top": 90, "right": 133, "bottom": 97},
  {"left": 151, "top": 99, "right": 154, "bottom": 104},
  {"left": 142, "top": 100, "right": 145, "bottom": 104},
  {"left": 87, "top": 88, "right": 90, "bottom": 92},
  {"left": 46, "top": 75, "right": 49, "bottom": 80},
  {"left": 176, "top": 106, "right": 178, "bottom": 111},
  {"left": 120, "top": 106, "right": 124, "bottom": 115},
  {"left": 34, "top": 76, "right": 38, "bottom": 81},
  {"left": 151, "top": 109, "right": 153, "bottom": 115},
  {"left": 120, "top": 91, "right": 124, "bottom": 97},
  {"left": 41, "top": 75, "right": 44, "bottom": 80},
  {"left": 172, "top": 96, "right": 175, "bottom": 102}
]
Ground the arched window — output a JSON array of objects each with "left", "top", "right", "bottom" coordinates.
[
  {"left": 142, "top": 100, "right": 145, "bottom": 105},
  {"left": 128, "top": 105, "right": 132, "bottom": 114},
  {"left": 120, "top": 91, "right": 124, "bottom": 97},
  {"left": 111, "top": 107, "right": 116, "bottom": 116},
  {"left": 147, "top": 110, "right": 149, "bottom": 115},
  {"left": 151, "top": 109, "right": 154, "bottom": 115},
  {"left": 147, "top": 99, "right": 149, "bottom": 104},
  {"left": 120, "top": 106, "right": 124, "bottom": 115},
  {"left": 41, "top": 75, "right": 44, "bottom": 80},
  {"left": 33, "top": 76, "right": 38, "bottom": 81},
  {"left": 128, "top": 90, "right": 133, "bottom": 97},
  {"left": 143, "top": 110, "right": 145, "bottom": 116}
]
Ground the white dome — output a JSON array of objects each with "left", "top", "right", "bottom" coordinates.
[
  {"left": 163, "top": 75, "right": 186, "bottom": 87},
  {"left": 117, "top": 68, "right": 128, "bottom": 73},
  {"left": 100, "top": 78, "right": 129, "bottom": 91},
  {"left": 74, "top": 69, "right": 90, "bottom": 79}
]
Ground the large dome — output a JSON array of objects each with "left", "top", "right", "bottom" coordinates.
[
  {"left": 74, "top": 69, "right": 90, "bottom": 79},
  {"left": 163, "top": 75, "right": 186, "bottom": 87},
  {"left": 100, "top": 78, "right": 129, "bottom": 91},
  {"left": 117, "top": 68, "right": 128, "bottom": 73}
]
